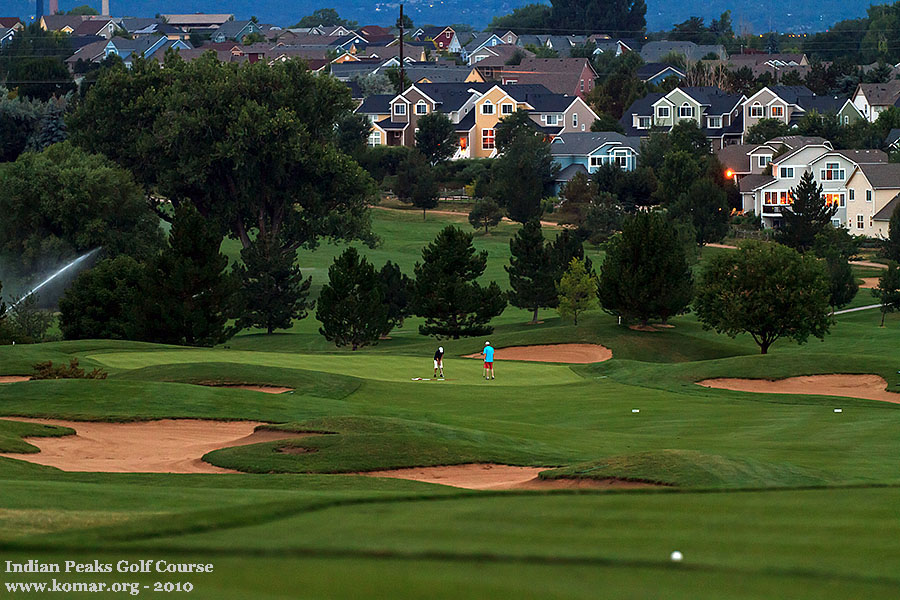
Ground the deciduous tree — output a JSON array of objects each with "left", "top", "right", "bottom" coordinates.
[
  {"left": 668, "top": 178, "right": 729, "bottom": 246},
  {"left": 395, "top": 150, "right": 439, "bottom": 219},
  {"left": 415, "top": 112, "right": 458, "bottom": 164},
  {"left": 468, "top": 199, "right": 503, "bottom": 234},
  {"left": 872, "top": 261, "right": 900, "bottom": 327},
  {"left": 694, "top": 241, "right": 831, "bottom": 354},
  {"left": 557, "top": 257, "right": 598, "bottom": 325}
]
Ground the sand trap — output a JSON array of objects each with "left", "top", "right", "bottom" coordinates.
[
  {"left": 356, "top": 463, "right": 660, "bottom": 490},
  {"left": 0, "top": 376, "right": 31, "bottom": 384},
  {"left": 0, "top": 418, "right": 314, "bottom": 473},
  {"left": 860, "top": 277, "right": 880, "bottom": 289},
  {"left": 199, "top": 384, "right": 293, "bottom": 394},
  {"left": 464, "top": 344, "right": 611, "bottom": 364},
  {"left": 697, "top": 374, "right": 900, "bottom": 404}
]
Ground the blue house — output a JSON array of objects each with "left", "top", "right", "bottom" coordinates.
[
  {"left": 105, "top": 36, "right": 191, "bottom": 67},
  {"left": 211, "top": 20, "right": 261, "bottom": 43},
  {"left": 550, "top": 132, "right": 641, "bottom": 193}
]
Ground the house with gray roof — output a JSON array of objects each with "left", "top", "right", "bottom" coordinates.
[
  {"left": 104, "top": 36, "right": 191, "bottom": 67},
  {"left": 852, "top": 81, "right": 900, "bottom": 122},
  {"left": 550, "top": 132, "right": 641, "bottom": 192},
  {"left": 620, "top": 86, "right": 744, "bottom": 148},
  {"left": 211, "top": 20, "right": 261, "bottom": 43},
  {"left": 0, "top": 27, "right": 15, "bottom": 47}
]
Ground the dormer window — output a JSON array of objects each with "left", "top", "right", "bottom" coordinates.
[
  {"left": 481, "top": 100, "right": 494, "bottom": 115},
  {"left": 771, "top": 105, "right": 784, "bottom": 118},
  {"left": 657, "top": 106, "right": 670, "bottom": 118},
  {"left": 394, "top": 104, "right": 406, "bottom": 116},
  {"left": 757, "top": 155, "right": 771, "bottom": 168},
  {"left": 679, "top": 103, "right": 693, "bottom": 118},
  {"left": 750, "top": 103, "right": 765, "bottom": 118},
  {"left": 707, "top": 116, "right": 722, "bottom": 128},
  {"left": 501, "top": 103, "right": 514, "bottom": 115},
  {"left": 415, "top": 101, "right": 427, "bottom": 115},
  {"left": 637, "top": 116, "right": 651, "bottom": 129}
]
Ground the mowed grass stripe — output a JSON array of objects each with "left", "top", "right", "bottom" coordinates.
[{"left": 88, "top": 350, "right": 584, "bottom": 386}]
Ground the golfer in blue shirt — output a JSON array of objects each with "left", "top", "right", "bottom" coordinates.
[{"left": 482, "top": 341, "right": 495, "bottom": 380}]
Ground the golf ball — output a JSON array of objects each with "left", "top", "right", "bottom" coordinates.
[
  {"left": 834, "top": 408, "right": 843, "bottom": 413},
  {"left": 632, "top": 409, "right": 640, "bottom": 413},
  {"left": 670, "top": 551, "right": 683, "bottom": 562}
]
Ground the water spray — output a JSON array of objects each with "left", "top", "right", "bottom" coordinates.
[{"left": 10, "top": 248, "right": 101, "bottom": 309}]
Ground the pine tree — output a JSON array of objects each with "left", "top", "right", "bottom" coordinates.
[
  {"left": 316, "top": 248, "right": 389, "bottom": 350},
  {"left": 557, "top": 257, "right": 598, "bottom": 325},
  {"left": 506, "top": 220, "right": 557, "bottom": 323},
  {"left": 668, "top": 177, "right": 729, "bottom": 246},
  {"left": 872, "top": 261, "right": 900, "bottom": 327},
  {"left": 597, "top": 212, "right": 693, "bottom": 326},
  {"left": 413, "top": 226, "right": 507, "bottom": 339},
  {"left": 824, "top": 255, "right": 858, "bottom": 313},
  {"left": 134, "top": 205, "right": 236, "bottom": 347},
  {"left": 468, "top": 199, "right": 503, "bottom": 234},
  {"left": 233, "top": 233, "right": 312, "bottom": 334},
  {"left": 378, "top": 261, "right": 413, "bottom": 333},
  {"left": 777, "top": 170, "right": 837, "bottom": 253},
  {"left": 548, "top": 228, "right": 593, "bottom": 282}
]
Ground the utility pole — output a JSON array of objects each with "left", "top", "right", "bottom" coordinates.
[{"left": 398, "top": 4, "right": 405, "bottom": 88}]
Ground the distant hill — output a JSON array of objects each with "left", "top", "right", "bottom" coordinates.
[{"left": 6, "top": 0, "right": 891, "bottom": 34}]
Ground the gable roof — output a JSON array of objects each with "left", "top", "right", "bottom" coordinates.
[
  {"left": 555, "top": 163, "right": 589, "bottom": 182},
  {"left": 550, "top": 132, "right": 641, "bottom": 156},
  {"left": 213, "top": 20, "right": 256, "bottom": 40},
  {"left": 855, "top": 163, "right": 900, "bottom": 189},
  {"left": 42, "top": 15, "right": 88, "bottom": 31},
  {"left": 885, "top": 128, "right": 900, "bottom": 148},
  {"left": 405, "top": 64, "right": 474, "bottom": 83},
  {"left": 356, "top": 94, "right": 394, "bottom": 115},
  {"left": 636, "top": 62, "right": 685, "bottom": 81},
  {"left": 856, "top": 81, "right": 900, "bottom": 106},
  {"left": 640, "top": 41, "right": 726, "bottom": 63},
  {"left": 0, "top": 17, "right": 21, "bottom": 29},
  {"left": 64, "top": 38, "right": 109, "bottom": 64},
  {"left": 73, "top": 19, "right": 115, "bottom": 36},
  {"left": 161, "top": 14, "right": 234, "bottom": 27},
  {"left": 715, "top": 143, "right": 756, "bottom": 174},
  {"left": 874, "top": 194, "right": 900, "bottom": 220},
  {"left": 739, "top": 174, "right": 775, "bottom": 193},
  {"left": 676, "top": 87, "right": 743, "bottom": 114},
  {"left": 471, "top": 43, "right": 530, "bottom": 66},
  {"left": 829, "top": 149, "right": 888, "bottom": 164}
]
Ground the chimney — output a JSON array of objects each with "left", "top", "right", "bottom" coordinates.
[
  {"left": 35, "top": 0, "right": 44, "bottom": 21},
  {"left": 102, "top": 0, "right": 110, "bottom": 16},
  {"left": 49, "top": 0, "right": 58, "bottom": 14}
]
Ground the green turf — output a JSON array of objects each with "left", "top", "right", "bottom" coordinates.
[{"left": 2, "top": 209, "right": 899, "bottom": 598}]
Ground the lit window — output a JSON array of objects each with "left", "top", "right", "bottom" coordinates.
[
  {"left": 771, "top": 105, "right": 784, "bottom": 117},
  {"left": 750, "top": 103, "right": 764, "bottom": 118},
  {"left": 501, "top": 103, "right": 514, "bottom": 115},
  {"left": 482, "top": 128, "right": 495, "bottom": 150},
  {"left": 394, "top": 104, "right": 406, "bottom": 115},
  {"left": 481, "top": 101, "right": 494, "bottom": 115},
  {"left": 415, "top": 101, "right": 427, "bottom": 115}
]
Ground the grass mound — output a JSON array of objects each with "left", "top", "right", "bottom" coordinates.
[
  {"left": 204, "top": 416, "right": 554, "bottom": 474},
  {"left": 0, "top": 419, "right": 74, "bottom": 453},
  {"left": 113, "top": 362, "right": 361, "bottom": 400},
  {"left": 540, "top": 449, "right": 830, "bottom": 488}
]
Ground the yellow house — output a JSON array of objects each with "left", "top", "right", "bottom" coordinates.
[{"left": 845, "top": 163, "right": 900, "bottom": 237}]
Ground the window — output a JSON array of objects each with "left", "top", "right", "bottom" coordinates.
[
  {"left": 820, "top": 162, "right": 845, "bottom": 181},
  {"left": 657, "top": 106, "right": 670, "bottom": 118},
  {"left": 779, "top": 167, "right": 794, "bottom": 178},
  {"left": 438, "top": 41, "right": 444, "bottom": 48},
  {"left": 367, "top": 130, "right": 381, "bottom": 146},
  {"left": 679, "top": 103, "right": 693, "bottom": 118},
  {"left": 849, "top": 189, "right": 855, "bottom": 201},
  {"left": 750, "top": 103, "right": 765, "bottom": 118},
  {"left": 544, "top": 114, "right": 560, "bottom": 126},
  {"left": 857, "top": 214, "right": 865, "bottom": 229},
  {"left": 866, "top": 190, "right": 873, "bottom": 202},
  {"left": 590, "top": 156, "right": 604, "bottom": 168},
  {"left": 825, "top": 193, "right": 845, "bottom": 207},
  {"left": 615, "top": 153, "right": 629, "bottom": 168},
  {"left": 764, "top": 191, "right": 777, "bottom": 205},
  {"left": 572, "top": 113, "right": 578, "bottom": 128},
  {"left": 501, "top": 103, "right": 514, "bottom": 115},
  {"left": 393, "top": 104, "right": 406, "bottom": 116},
  {"left": 415, "top": 101, "right": 427, "bottom": 115},
  {"left": 637, "top": 116, "right": 651, "bottom": 129},
  {"left": 757, "top": 155, "right": 771, "bottom": 168},
  {"left": 771, "top": 105, "right": 784, "bottom": 118},
  {"left": 580, "top": 79, "right": 584, "bottom": 92},
  {"left": 482, "top": 128, "right": 495, "bottom": 150},
  {"left": 707, "top": 116, "right": 722, "bottom": 128},
  {"left": 843, "top": 115, "right": 850, "bottom": 125},
  {"left": 459, "top": 136, "right": 467, "bottom": 150},
  {"left": 832, "top": 218, "right": 842, "bottom": 228},
  {"left": 481, "top": 101, "right": 494, "bottom": 115}
]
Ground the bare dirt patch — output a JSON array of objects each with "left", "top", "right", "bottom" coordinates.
[
  {"left": 0, "top": 418, "right": 314, "bottom": 473},
  {"left": 0, "top": 376, "right": 31, "bottom": 384},
  {"left": 356, "top": 463, "right": 661, "bottom": 490},
  {"left": 697, "top": 374, "right": 900, "bottom": 404},
  {"left": 198, "top": 383, "right": 293, "bottom": 394},
  {"left": 463, "top": 344, "right": 611, "bottom": 364},
  {"left": 277, "top": 446, "right": 318, "bottom": 455}
]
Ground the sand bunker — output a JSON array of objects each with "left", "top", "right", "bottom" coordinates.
[
  {"left": 0, "top": 418, "right": 313, "bottom": 474},
  {"left": 356, "top": 463, "right": 660, "bottom": 490},
  {"left": 697, "top": 374, "right": 900, "bottom": 404},
  {"left": 859, "top": 278, "right": 880, "bottom": 289},
  {"left": 0, "top": 376, "right": 31, "bottom": 384},
  {"left": 464, "top": 344, "right": 611, "bottom": 364},
  {"left": 199, "top": 384, "right": 293, "bottom": 394}
]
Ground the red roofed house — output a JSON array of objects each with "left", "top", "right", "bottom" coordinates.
[{"left": 499, "top": 58, "right": 598, "bottom": 99}]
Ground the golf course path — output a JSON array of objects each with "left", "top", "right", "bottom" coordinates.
[
  {"left": 0, "top": 418, "right": 313, "bottom": 473},
  {"left": 198, "top": 384, "right": 294, "bottom": 394},
  {"left": 357, "top": 463, "right": 661, "bottom": 490},
  {"left": 463, "top": 344, "right": 612, "bottom": 364},
  {"left": 0, "top": 376, "right": 31, "bottom": 384},
  {"left": 697, "top": 374, "right": 900, "bottom": 404}
]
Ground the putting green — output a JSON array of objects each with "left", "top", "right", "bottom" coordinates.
[{"left": 88, "top": 350, "right": 584, "bottom": 386}]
